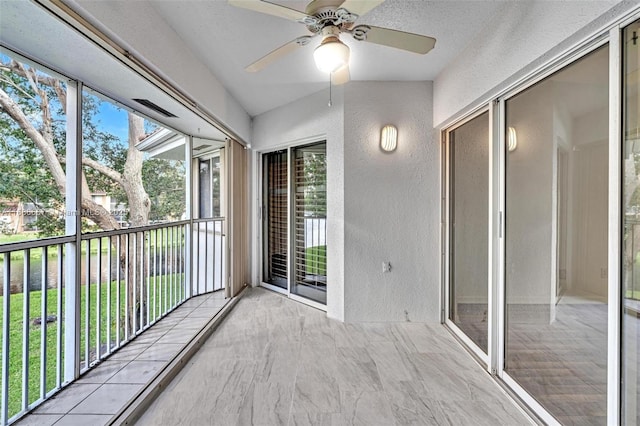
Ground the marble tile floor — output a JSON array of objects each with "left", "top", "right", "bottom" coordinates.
[
  {"left": 138, "top": 287, "right": 532, "bottom": 425},
  {"left": 14, "top": 290, "right": 229, "bottom": 426}
]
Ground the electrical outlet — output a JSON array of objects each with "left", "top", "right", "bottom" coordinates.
[{"left": 382, "top": 262, "right": 392, "bottom": 273}]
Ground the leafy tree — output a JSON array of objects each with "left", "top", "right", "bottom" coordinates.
[
  {"left": 299, "top": 149, "right": 327, "bottom": 217},
  {"left": 143, "top": 158, "right": 186, "bottom": 222},
  {"left": 0, "top": 56, "right": 182, "bottom": 332}
]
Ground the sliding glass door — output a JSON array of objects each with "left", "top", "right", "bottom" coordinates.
[
  {"left": 261, "top": 142, "right": 328, "bottom": 306},
  {"left": 447, "top": 111, "right": 490, "bottom": 355},
  {"left": 441, "top": 14, "right": 640, "bottom": 424},
  {"left": 503, "top": 45, "right": 610, "bottom": 424},
  {"left": 292, "top": 143, "right": 327, "bottom": 304},
  {"left": 262, "top": 150, "right": 288, "bottom": 289}
]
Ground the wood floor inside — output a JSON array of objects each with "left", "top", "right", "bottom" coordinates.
[{"left": 454, "top": 297, "right": 634, "bottom": 426}]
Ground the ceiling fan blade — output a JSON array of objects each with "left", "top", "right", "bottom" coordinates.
[
  {"left": 229, "top": 0, "right": 313, "bottom": 23},
  {"left": 338, "top": 0, "right": 384, "bottom": 18},
  {"left": 332, "top": 65, "right": 350, "bottom": 85},
  {"left": 245, "top": 36, "right": 313, "bottom": 72},
  {"left": 351, "top": 25, "right": 436, "bottom": 54}
]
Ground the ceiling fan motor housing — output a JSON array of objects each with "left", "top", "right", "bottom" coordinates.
[{"left": 303, "top": 6, "right": 358, "bottom": 33}]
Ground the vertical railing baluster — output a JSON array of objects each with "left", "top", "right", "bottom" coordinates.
[
  {"left": 84, "top": 241, "right": 90, "bottom": 368},
  {"left": 173, "top": 225, "right": 182, "bottom": 307},
  {"left": 169, "top": 227, "right": 173, "bottom": 309},
  {"left": 56, "top": 245, "right": 63, "bottom": 388},
  {"left": 214, "top": 220, "right": 218, "bottom": 291},
  {"left": 106, "top": 237, "right": 112, "bottom": 355},
  {"left": 163, "top": 227, "right": 168, "bottom": 313},
  {"left": 2, "top": 254, "right": 11, "bottom": 424},
  {"left": 175, "top": 225, "right": 182, "bottom": 305},
  {"left": 205, "top": 221, "right": 210, "bottom": 293},
  {"left": 138, "top": 232, "right": 147, "bottom": 331},
  {"left": 158, "top": 228, "right": 163, "bottom": 318},
  {"left": 219, "top": 220, "right": 224, "bottom": 292},
  {"left": 133, "top": 233, "right": 138, "bottom": 335},
  {"left": 196, "top": 222, "right": 200, "bottom": 297},
  {"left": 40, "top": 247, "right": 48, "bottom": 400},
  {"left": 124, "top": 235, "right": 129, "bottom": 341},
  {"left": 146, "top": 231, "right": 150, "bottom": 326},
  {"left": 221, "top": 220, "right": 224, "bottom": 291},
  {"left": 96, "top": 238, "right": 101, "bottom": 360},
  {"left": 22, "top": 249, "right": 30, "bottom": 411},
  {"left": 116, "top": 236, "right": 121, "bottom": 346},
  {"left": 153, "top": 228, "right": 157, "bottom": 322},
  {"left": 174, "top": 226, "right": 178, "bottom": 305},
  {"left": 180, "top": 225, "right": 184, "bottom": 302}
]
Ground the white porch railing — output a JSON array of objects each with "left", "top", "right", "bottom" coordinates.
[{"left": 0, "top": 218, "right": 225, "bottom": 424}]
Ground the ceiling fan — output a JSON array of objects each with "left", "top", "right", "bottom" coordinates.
[{"left": 229, "top": 0, "right": 436, "bottom": 85}]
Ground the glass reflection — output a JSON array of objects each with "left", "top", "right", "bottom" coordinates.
[
  {"left": 449, "top": 112, "right": 490, "bottom": 353},
  {"left": 504, "top": 45, "right": 609, "bottom": 424}
]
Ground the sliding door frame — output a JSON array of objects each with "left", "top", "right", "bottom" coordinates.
[
  {"left": 496, "top": 34, "right": 615, "bottom": 426},
  {"left": 443, "top": 106, "right": 492, "bottom": 369},
  {"left": 260, "top": 148, "right": 290, "bottom": 296},
  {"left": 258, "top": 137, "right": 328, "bottom": 311},
  {"left": 440, "top": 8, "right": 640, "bottom": 422}
]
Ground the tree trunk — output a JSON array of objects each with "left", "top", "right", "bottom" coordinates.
[
  {"left": 2, "top": 64, "right": 153, "bottom": 337},
  {"left": 122, "top": 114, "right": 150, "bottom": 334}
]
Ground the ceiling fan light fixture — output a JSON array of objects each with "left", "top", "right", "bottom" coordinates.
[{"left": 314, "top": 36, "right": 350, "bottom": 73}]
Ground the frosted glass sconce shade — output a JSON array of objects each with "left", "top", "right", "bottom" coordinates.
[
  {"left": 508, "top": 126, "right": 518, "bottom": 152},
  {"left": 380, "top": 124, "right": 398, "bottom": 152}
]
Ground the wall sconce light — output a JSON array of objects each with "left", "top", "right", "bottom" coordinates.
[
  {"left": 380, "top": 124, "right": 398, "bottom": 152},
  {"left": 507, "top": 126, "right": 518, "bottom": 152}
]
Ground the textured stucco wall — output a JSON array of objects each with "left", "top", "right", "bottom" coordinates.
[
  {"left": 71, "top": 0, "right": 252, "bottom": 142},
  {"left": 252, "top": 82, "right": 438, "bottom": 323},
  {"left": 433, "top": 0, "right": 625, "bottom": 127},
  {"left": 343, "top": 82, "right": 439, "bottom": 322},
  {"left": 251, "top": 88, "right": 345, "bottom": 321}
]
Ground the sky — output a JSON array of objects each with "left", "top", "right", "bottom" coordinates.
[{"left": 96, "top": 100, "right": 129, "bottom": 142}]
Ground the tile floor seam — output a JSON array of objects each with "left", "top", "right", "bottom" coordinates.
[
  {"left": 50, "top": 383, "right": 103, "bottom": 418},
  {"left": 14, "top": 292, "right": 227, "bottom": 426}
]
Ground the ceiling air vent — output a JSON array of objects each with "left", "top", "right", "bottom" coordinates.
[{"left": 132, "top": 99, "right": 177, "bottom": 118}]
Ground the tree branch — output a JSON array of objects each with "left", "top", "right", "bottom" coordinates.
[
  {"left": 81, "top": 197, "right": 120, "bottom": 231},
  {"left": 58, "top": 156, "right": 123, "bottom": 185},
  {"left": 0, "top": 88, "right": 67, "bottom": 195},
  {"left": 82, "top": 157, "right": 123, "bottom": 185},
  {"left": 1, "top": 60, "right": 61, "bottom": 89}
]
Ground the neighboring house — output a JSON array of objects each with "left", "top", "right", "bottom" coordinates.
[{"left": 0, "top": 201, "right": 23, "bottom": 234}]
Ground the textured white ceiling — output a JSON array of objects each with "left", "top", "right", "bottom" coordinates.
[
  {"left": 1, "top": 0, "right": 509, "bottom": 122},
  {"left": 0, "top": 0, "right": 227, "bottom": 141},
  {"left": 150, "top": 0, "right": 506, "bottom": 116}
]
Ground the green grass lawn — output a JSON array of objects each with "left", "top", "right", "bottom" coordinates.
[
  {"left": 0, "top": 274, "right": 184, "bottom": 419},
  {"left": 0, "top": 235, "right": 112, "bottom": 262},
  {"left": 305, "top": 245, "right": 326, "bottom": 276},
  {"left": 0, "top": 230, "right": 184, "bottom": 262},
  {"left": 626, "top": 290, "right": 640, "bottom": 300}
]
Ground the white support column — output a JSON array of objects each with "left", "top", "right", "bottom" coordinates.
[
  {"left": 185, "top": 135, "right": 193, "bottom": 299},
  {"left": 64, "top": 80, "right": 82, "bottom": 383}
]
